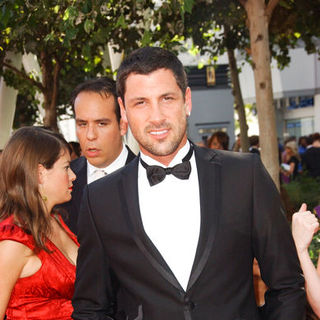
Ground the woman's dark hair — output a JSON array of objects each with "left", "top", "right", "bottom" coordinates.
[
  {"left": 208, "top": 131, "right": 229, "bottom": 150},
  {"left": 0, "top": 126, "right": 71, "bottom": 252}
]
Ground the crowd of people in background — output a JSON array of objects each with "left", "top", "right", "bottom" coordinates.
[{"left": 202, "top": 130, "right": 320, "bottom": 184}]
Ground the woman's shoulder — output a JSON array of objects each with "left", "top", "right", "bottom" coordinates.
[
  {"left": 289, "top": 155, "right": 299, "bottom": 163},
  {"left": 0, "top": 215, "right": 36, "bottom": 251}
]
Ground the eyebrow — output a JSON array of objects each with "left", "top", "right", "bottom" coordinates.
[
  {"left": 127, "top": 92, "right": 178, "bottom": 102},
  {"left": 75, "top": 118, "right": 111, "bottom": 122}
]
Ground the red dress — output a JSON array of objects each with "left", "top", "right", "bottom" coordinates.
[{"left": 0, "top": 215, "right": 79, "bottom": 320}]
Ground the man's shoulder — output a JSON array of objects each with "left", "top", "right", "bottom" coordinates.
[
  {"left": 306, "top": 146, "right": 320, "bottom": 154},
  {"left": 195, "top": 145, "right": 256, "bottom": 164},
  {"left": 70, "top": 156, "right": 87, "bottom": 173}
]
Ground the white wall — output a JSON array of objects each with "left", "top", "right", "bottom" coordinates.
[{"left": 0, "top": 52, "right": 21, "bottom": 149}]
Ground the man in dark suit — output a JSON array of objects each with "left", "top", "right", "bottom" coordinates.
[
  {"left": 60, "top": 77, "right": 136, "bottom": 234},
  {"left": 72, "top": 47, "right": 305, "bottom": 320},
  {"left": 302, "top": 132, "right": 320, "bottom": 178}
]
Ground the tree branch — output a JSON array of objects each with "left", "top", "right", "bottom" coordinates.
[
  {"left": 266, "top": 0, "right": 280, "bottom": 22},
  {"left": 2, "top": 61, "right": 44, "bottom": 92},
  {"left": 51, "top": 59, "right": 61, "bottom": 108}
]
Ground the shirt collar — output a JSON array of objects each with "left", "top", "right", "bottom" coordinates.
[
  {"left": 140, "top": 140, "right": 191, "bottom": 168},
  {"left": 87, "top": 143, "right": 128, "bottom": 177}
]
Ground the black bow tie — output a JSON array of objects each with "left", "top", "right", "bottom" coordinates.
[{"left": 140, "top": 146, "right": 193, "bottom": 186}]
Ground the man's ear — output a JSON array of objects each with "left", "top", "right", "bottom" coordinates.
[
  {"left": 118, "top": 97, "right": 129, "bottom": 136},
  {"left": 118, "top": 97, "right": 127, "bottom": 122},
  {"left": 119, "top": 118, "right": 128, "bottom": 136},
  {"left": 185, "top": 87, "right": 192, "bottom": 116}
]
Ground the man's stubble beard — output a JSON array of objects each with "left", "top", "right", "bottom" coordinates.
[{"left": 134, "top": 116, "right": 188, "bottom": 157}]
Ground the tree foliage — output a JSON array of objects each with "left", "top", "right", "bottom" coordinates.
[
  {"left": 183, "top": 0, "right": 320, "bottom": 187},
  {"left": 184, "top": 0, "right": 320, "bottom": 69},
  {"left": 0, "top": 0, "right": 190, "bottom": 130}
]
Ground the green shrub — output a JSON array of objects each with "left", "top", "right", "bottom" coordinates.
[
  {"left": 283, "top": 173, "right": 320, "bottom": 212},
  {"left": 283, "top": 173, "right": 320, "bottom": 266}
]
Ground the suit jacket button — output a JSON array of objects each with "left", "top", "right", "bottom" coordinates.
[{"left": 188, "top": 301, "right": 195, "bottom": 310}]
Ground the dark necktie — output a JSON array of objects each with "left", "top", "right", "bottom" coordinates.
[{"left": 140, "top": 145, "right": 193, "bottom": 186}]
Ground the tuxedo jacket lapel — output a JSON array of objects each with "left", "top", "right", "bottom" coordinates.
[
  {"left": 72, "top": 157, "right": 88, "bottom": 199},
  {"left": 187, "top": 146, "right": 222, "bottom": 291},
  {"left": 119, "top": 158, "right": 184, "bottom": 292}
]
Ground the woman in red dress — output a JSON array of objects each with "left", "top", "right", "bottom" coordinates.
[{"left": 0, "top": 126, "right": 79, "bottom": 319}]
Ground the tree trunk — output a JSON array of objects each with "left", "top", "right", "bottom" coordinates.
[
  {"left": 227, "top": 47, "right": 250, "bottom": 153},
  {"left": 240, "top": 0, "right": 280, "bottom": 189},
  {"left": 40, "top": 51, "right": 59, "bottom": 132}
]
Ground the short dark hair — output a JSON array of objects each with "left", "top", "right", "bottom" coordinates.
[
  {"left": 208, "top": 131, "right": 229, "bottom": 150},
  {"left": 116, "top": 47, "right": 188, "bottom": 102},
  {"left": 312, "top": 132, "right": 320, "bottom": 143},
  {"left": 70, "top": 77, "right": 120, "bottom": 123},
  {"left": 249, "top": 135, "right": 259, "bottom": 147}
]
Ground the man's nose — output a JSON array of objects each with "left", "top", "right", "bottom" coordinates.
[
  {"left": 149, "top": 103, "right": 165, "bottom": 123},
  {"left": 86, "top": 125, "right": 97, "bottom": 140}
]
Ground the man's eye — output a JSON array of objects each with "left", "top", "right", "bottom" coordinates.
[
  {"left": 77, "top": 122, "right": 87, "bottom": 127},
  {"left": 98, "top": 122, "right": 107, "bottom": 126}
]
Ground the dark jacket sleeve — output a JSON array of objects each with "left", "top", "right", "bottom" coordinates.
[
  {"left": 72, "top": 186, "right": 116, "bottom": 320},
  {"left": 251, "top": 155, "right": 306, "bottom": 320}
]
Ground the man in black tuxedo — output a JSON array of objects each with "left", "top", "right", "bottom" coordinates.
[
  {"left": 72, "top": 48, "right": 305, "bottom": 320},
  {"left": 60, "top": 77, "right": 136, "bottom": 234}
]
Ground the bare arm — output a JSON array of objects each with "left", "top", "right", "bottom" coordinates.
[
  {"left": 281, "top": 162, "right": 296, "bottom": 177},
  {"left": 0, "top": 240, "right": 30, "bottom": 319},
  {"left": 292, "top": 204, "right": 320, "bottom": 317}
]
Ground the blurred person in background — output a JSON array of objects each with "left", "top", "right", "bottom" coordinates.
[
  {"left": 302, "top": 133, "right": 320, "bottom": 178},
  {"left": 249, "top": 135, "right": 260, "bottom": 155},
  {"left": 281, "top": 140, "right": 300, "bottom": 183},
  {"left": 59, "top": 77, "right": 136, "bottom": 234},
  {"left": 207, "top": 131, "right": 229, "bottom": 150}
]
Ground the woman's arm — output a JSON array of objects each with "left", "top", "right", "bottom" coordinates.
[
  {"left": 0, "top": 240, "right": 30, "bottom": 319},
  {"left": 281, "top": 161, "right": 296, "bottom": 177},
  {"left": 292, "top": 204, "right": 320, "bottom": 317}
]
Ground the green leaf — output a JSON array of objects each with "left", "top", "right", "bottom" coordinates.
[
  {"left": 84, "top": 19, "right": 94, "bottom": 34},
  {"left": 44, "top": 33, "right": 54, "bottom": 42},
  {"left": 184, "top": 0, "right": 194, "bottom": 14},
  {"left": 294, "top": 32, "right": 301, "bottom": 39},
  {"left": 115, "top": 14, "right": 127, "bottom": 29},
  {"left": 53, "top": 5, "right": 60, "bottom": 14},
  {"left": 63, "top": 8, "right": 70, "bottom": 21},
  {"left": 63, "top": 6, "right": 78, "bottom": 23},
  {"left": 65, "top": 27, "right": 78, "bottom": 41},
  {"left": 94, "top": 55, "right": 101, "bottom": 65},
  {"left": 141, "top": 30, "right": 151, "bottom": 46}
]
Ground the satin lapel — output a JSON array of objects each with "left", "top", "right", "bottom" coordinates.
[
  {"left": 119, "top": 158, "right": 184, "bottom": 292},
  {"left": 187, "top": 146, "right": 222, "bottom": 291}
]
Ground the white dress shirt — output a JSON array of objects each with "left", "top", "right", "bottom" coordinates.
[
  {"left": 87, "top": 143, "right": 128, "bottom": 184},
  {"left": 138, "top": 141, "right": 201, "bottom": 291}
]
